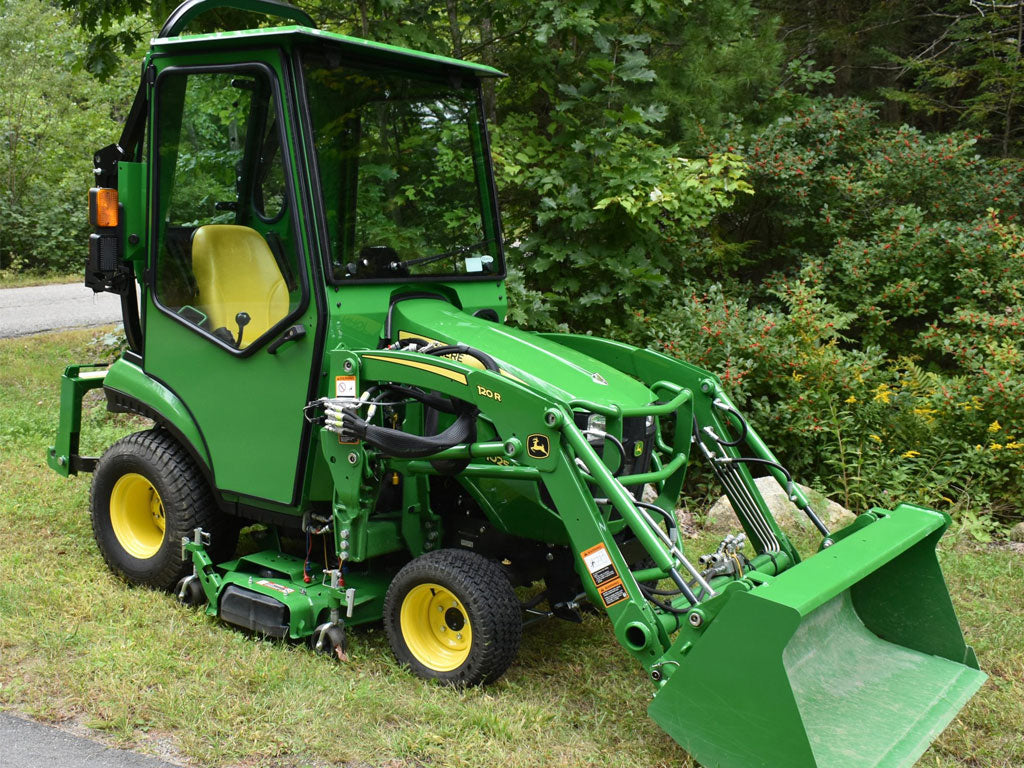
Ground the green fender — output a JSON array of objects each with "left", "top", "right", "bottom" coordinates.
[{"left": 104, "top": 356, "right": 211, "bottom": 468}]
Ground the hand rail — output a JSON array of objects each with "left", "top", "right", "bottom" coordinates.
[{"left": 160, "top": 0, "right": 315, "bottom": 38}]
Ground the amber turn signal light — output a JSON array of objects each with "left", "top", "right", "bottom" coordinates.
[{"left": 89, "top": 187, "right": 119, "bottom": 228}]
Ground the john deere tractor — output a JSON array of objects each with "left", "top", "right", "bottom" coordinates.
[{"left": 49, "top": 2, "right": 986, "bottom": 765}]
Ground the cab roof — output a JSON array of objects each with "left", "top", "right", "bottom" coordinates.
[{"left": 150, "top": 25, "right": 506, "bottom": 79}]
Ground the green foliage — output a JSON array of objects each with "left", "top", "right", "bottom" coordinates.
[
  {"left": 881, "top": 1, "right": 1024, "bottom": 156},
  {"left": 620, "top": 97, "right": 1024, "bottom": 516},
  {"left": 487, "top": 1, "right": 763, "bottom": 328},
  {"left": 0, "top": 0, "right": 138, "bottom": 274}
]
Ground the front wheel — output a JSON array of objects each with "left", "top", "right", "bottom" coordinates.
[
  {"left": 384, "top": 548, "right": 521, "bottom": 686},
  {"left": 90, "top": 429, "right": 235, "bottom": 590}
]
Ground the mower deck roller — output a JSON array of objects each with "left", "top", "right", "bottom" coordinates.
[
  {"left": 51, "top": 1, "right": 984, "bottom": 765},
  {"left": 649, "top": 504, "right": 985, "bottom": 768}
]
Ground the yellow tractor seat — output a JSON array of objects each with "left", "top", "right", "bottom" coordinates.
[{"left": 191, "top": 225, "right": 289, "bottom": 348}]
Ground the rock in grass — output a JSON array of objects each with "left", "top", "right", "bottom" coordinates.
[
  {"left": 1009, "top": 522, "right": 1024, "bottom": 543},
  {"left": 703, "top": 475, "right": 855, "bottom": 535}
]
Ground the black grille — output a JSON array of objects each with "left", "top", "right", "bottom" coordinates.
[{"left": 573, "top": 412, "right": 656, "bottom": 498}]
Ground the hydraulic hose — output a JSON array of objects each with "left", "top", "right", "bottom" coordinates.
[{"left": 334, "top": 401, "right": 478, "bottom": 459}]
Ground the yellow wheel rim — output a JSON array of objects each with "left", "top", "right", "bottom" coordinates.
[
  {"left": 109, "top": 473, "right": 166, "bottom": 559},
  {"left": 400, "top": 583, "right": 472, "bottom": 672}
]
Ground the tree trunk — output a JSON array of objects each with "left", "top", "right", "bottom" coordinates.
[
  {"left": 480, "top": 10, "right": 497, "bottom": 124},
  {"left": 446, "top": 0, "right": 463, "bottom": 59},
  {"left": 358, "top": 0, "right": 369, "bottom": 38}
]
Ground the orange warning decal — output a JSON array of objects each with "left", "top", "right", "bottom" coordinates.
[
  {"left": 581, "top": 543, "right": 620, "bottom": 588},
  {"left": 598, "top": 578, "right": 628, "bottom": 607}
]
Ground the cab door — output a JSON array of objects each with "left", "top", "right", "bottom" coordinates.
[{"left": 143, "top": 57, "right": 320, "bottom": 506}]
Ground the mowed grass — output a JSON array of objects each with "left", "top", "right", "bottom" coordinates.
[{"left": 1, "top": 328, "right": 1021, "bottom": 767}]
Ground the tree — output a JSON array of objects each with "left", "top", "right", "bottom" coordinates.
[
  {"left": 0, "top": 0, "right": 137, "bottom": 272},
  {"left": 884, "top": 1, "right": 1024, "bottom": 156}
]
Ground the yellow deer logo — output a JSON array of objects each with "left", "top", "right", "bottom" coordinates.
[{"left": 527, "top": 434, "right": 550, "bottom": 459}]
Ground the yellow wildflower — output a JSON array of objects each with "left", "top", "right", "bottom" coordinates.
[
  {"left": 845, "top": 395, "right": 857, "bottom": 404},
  {"left": 792, "top": 372, "right": 805, "bottom": 382},
  {"left": 873, "top": 384, "right": 892, "bottom": 404},
  {"left": 913, "top": 407, "right": 936, "bottom": 424},
  {"left": 1005, "top": 442, "right": 1023, "bottom": 450},
  {"left": 869, "top": 434, "right": 882, "bottom": 442},
  {"left": 991, "top": 443, "right": 1003, "bottom": 451},
  {"left": 902, "top": 450, "right": 921, "bottom": 458},
  {"left": 989, "top": 420, "right": 1001, "bottom": 433}
]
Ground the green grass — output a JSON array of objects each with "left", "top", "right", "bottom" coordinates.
[
  {"left": 1, "top": 328, "right": 1021, "bottom": 767},
  {"left": 0, "top": 270, "right": 80, "bottom": 288}
]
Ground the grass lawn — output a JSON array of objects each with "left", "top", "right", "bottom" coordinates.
[
  {"left": 0, "top": 271, "right": 81, "bottom": 289},
  {"left": 1, "top": 328, "right": 1021, "bottom": 767}
]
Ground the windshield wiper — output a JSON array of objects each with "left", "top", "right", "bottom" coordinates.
[{"left": 389, "top": 240, "right": 489, "bottom": 271}]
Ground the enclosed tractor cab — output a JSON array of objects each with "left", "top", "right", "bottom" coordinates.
[{"left": 50, "top": 1, "right": 986, "bottom": 766}]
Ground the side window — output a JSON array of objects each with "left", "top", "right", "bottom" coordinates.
[{"left": 153, "top": 67, "right": 301, "bottom": 351}]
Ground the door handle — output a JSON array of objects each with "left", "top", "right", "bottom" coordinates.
[{"left": 268, "top": 324, "right": 306, "bottom": 354}]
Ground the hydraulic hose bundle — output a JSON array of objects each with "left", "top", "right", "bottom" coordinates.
[{"left": 310, "top": 340, "right": 497, "bottom": 462}]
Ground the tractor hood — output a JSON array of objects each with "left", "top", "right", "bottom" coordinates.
[{"left": 391, "top": 299, "right": 654, "bottom": 410}]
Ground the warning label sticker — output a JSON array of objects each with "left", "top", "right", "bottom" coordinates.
[
  {"left": 599, "top": 579, "right": 628, "bottom": 607},
  {"left": 335, "top": 375, "right": 357, "bottom": 398},
  {"left": 581, "top": 543, "right": 619, "bottom": 587},
  {"left": 256, "top": 579, "right": 295, "bottom": 596}
]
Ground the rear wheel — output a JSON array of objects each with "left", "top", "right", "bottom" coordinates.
[
  {"left": 90, "top": 429, "right": 235, "bottom": 590},
  {"left": 384, "top": 548, "right": 521, "bottom": 686}
]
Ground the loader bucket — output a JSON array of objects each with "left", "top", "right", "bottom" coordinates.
[{"left": 648, "top": 504, "right": 985, "bottom": 768}]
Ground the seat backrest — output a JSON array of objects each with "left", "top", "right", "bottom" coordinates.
[{"left": 192, "top": 225, "right": 289, "bottom": 347}]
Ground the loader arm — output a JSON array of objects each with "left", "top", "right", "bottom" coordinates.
[
  {"left": 316, "top": 335, "right": 984, "bottom": 768},
  {"left": 314, "top": 341, "right": 826, "bottom": 673}
]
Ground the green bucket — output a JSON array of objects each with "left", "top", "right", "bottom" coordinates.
[{"left": 648, "top": 504, "right": 985, "bottom": 768}]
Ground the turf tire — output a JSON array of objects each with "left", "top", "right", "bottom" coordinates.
[
  {"left": 384, "top": 548, "right": 521, "bottom": 686},
  {"left": 90, "top": 428, "right": 236, "bottom": 590}
]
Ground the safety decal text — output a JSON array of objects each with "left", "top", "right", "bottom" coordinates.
[
  {"left": 256, "top": 579, "right": 295, "bottom": 595},
  {"left": 599, "top": 579, "right": 628, "bottom": 607},
  {"left": 335, "top": 375, "right": 356, "bottom": 398},
  {"left": 581, "top": 543, "right": 619, "bottom": 587}
]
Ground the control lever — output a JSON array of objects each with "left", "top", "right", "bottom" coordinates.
[{"left": 234, "top": 312, "right": 250, "bottom": 347}]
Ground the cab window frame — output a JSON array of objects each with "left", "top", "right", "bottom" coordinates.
[{"left": 148, "top": 59, "right": 309, "bottom": 357}]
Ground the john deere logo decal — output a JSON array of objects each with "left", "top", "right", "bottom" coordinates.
[
  {"left": 527, "top": 434, "right": 550, "bottom": 459},
  {"left": 634, "top": 440, "right": 645, "bottom": 457}
]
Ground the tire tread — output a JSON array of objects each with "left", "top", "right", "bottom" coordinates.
[{"left": 384, "top": 548, "right": 521, "bottom": 686}]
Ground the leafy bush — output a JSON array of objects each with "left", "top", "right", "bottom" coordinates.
[
  {"left": 615, "top": 99, "right": 1024, "bottom": 521},
  {"left": 0, "top": 0, "right": 137, "bottom": 275}
]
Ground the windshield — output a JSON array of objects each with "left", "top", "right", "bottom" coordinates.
[{"left": 302, "top": 50, "right": 502, "bottom": 282}]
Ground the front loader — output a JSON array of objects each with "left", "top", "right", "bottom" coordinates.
[{"left": 49, "top": 2, "right": 985, "bottom": 766}]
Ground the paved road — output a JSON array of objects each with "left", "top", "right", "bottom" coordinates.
[
  {"left": 0, "top": 282, "right": 122, "bottom": 337},
  {"left": 0, "top": 713, "right": 179, "bottom": 768}
]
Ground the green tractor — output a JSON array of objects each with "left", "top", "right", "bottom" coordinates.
[{"left": 49, "top": 1, "right": 985, "bottom": 765}]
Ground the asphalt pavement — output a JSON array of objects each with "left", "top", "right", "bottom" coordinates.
[
  {"left": 0, "top": 713, "right": 179, "bottom": 768},
  {"left": 0, "top": 282, "right": 122, "bottom": 337}
]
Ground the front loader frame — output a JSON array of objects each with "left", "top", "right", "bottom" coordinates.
[{"left": 308, "top": 336, "right": 827, "bottom": 674}]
